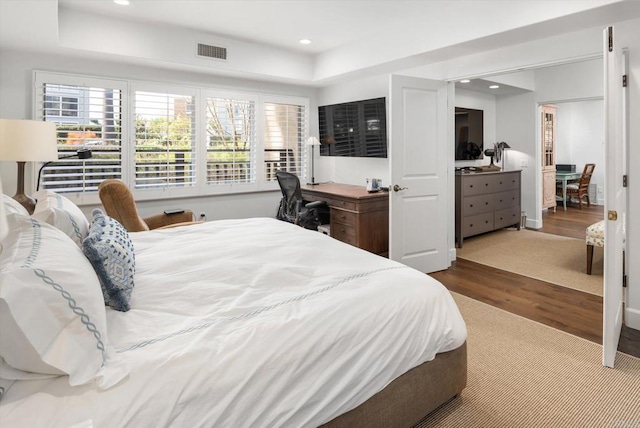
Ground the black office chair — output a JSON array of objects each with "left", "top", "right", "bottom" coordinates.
[{"left": 275, "top": 171, "right": 329, "bottom": 230}]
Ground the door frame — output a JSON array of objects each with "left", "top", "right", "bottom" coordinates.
[{"left": 441, "top": 43, "right": 628, "bottom": 366}]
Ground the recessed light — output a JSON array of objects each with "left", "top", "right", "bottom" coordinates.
[
  {"left": 489, "top": 85, "right": 500, "bottom": 89},
  {"left": 114, "top": 0, "right": 130, "bottom": 5},
  {"left": 299, "top": 39, "right": 312, "bottom": 45},
  {"left": 460, "top": 79, "right": 471, "bottom": 83}
]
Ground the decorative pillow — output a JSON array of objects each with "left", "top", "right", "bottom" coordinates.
[
  {"left": 0, "top": 214, "right": 111, "bottom": 386},
  {"left": 32, "top": 190, "right": 89, "bottom": 247},
  {"left": 83, "top": 209, "right": 136, "bottom": 312},
  {"left": 1, "top": 194, "right": 29, "bottom": 217}
]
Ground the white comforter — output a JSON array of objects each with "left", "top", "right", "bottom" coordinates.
[{"left": 1, "top": 218, "right": 466, "bottom": 427}]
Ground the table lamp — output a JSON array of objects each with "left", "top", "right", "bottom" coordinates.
[
  {"left": 0, "top": 119, "right": 58, "bottom": 214},
  {"left": 307, "top": 136, "right": 320, "bottom": 185},
  {"left": 497, "top": 141, "right": 511, "bottom": 170}
]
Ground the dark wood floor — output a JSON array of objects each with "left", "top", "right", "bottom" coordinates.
[{"left": 432, "top": 203, "right": 640, "bottom": 359}]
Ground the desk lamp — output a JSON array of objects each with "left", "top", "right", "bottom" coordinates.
[
  {"left": 37, "top": 149, "right": 92, "bottom": 191},
  {"left": 0, "top": 119, "right": 58, "bottom": 214}
]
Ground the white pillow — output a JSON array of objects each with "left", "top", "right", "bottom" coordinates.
[
  {"left": 0, "top": 214, "right": 125, "bottom": 388},
  {"left": 1, "top": 194, "right": 29, "bottom": 217},
  {"left": 32, "top": 190, "right": 89, "bottom": 247}
]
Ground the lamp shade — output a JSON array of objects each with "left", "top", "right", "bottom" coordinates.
[
  {"left": 0, "top": 119, "right": 58, "bottom": 162},
  {"left": 306, "top": 136, "right": 320, "bottom": 146}
]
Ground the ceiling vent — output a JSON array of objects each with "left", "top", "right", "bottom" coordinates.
[{"left": 197, "top": 43, "right": 227, "bottom": 60}]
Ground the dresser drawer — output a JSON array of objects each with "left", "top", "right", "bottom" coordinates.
[
  {"left": 331, "top": 223, "right": 357, "bottom": 246},
  {"left": 462, "top": 212, "right": 494, "bottom": 237},
  {"left": 495, "top": 206, "right": 521, "bottom": 229},
  {"left": 331, "top": 208, "right": 357, "bottom": 226},
  {"left": 494, "top": 190, "right": 520, "bottom": 210},
  {"left": 463, "top": 194, "right": 494, "bottom": 216},
  {"left": 495, "top": 172, "right": 520, "bottom": 192},
  {"left": 462, "top": 175, "right": 496, "bottom": 196}
]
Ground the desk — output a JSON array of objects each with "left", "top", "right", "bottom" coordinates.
[
  {"left": 300, "top": 183, "right": 389, "bottom": 256},
  {"left": 555, "top": 172, "right": 582, "bottom": 211}
]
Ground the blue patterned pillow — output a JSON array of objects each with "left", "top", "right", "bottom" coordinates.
[{"left": 83, "top": 209, "right": 135, "bottom": 312}]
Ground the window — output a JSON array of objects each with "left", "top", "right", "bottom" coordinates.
[
  {"left": 206, "top": 97, "right": 255, "bottom": 184},
  {"left": 263, "top": 102, "right": 307, "bottom": 181},
  {"left": 134, "top": 89, "right": 196, "bottom": 189},
  {"left": 34, "top": 71, "right": 309, "bottom": 201},
  {"left": 35, "top": 76, "right": 125, "bottom": 194}
]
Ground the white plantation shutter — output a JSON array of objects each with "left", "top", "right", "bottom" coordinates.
[
  {"left": 33, "top": 72, "right": 311, "bottom": 199},
  {"left": 264, "top": 102, "right": 307, "bottom": 181},
  {"left": 35, "top": 77, "right": 125, "bottom": 193},
  {"left": 205, "top": 97, "right": 256, "bottom": 184},
  {"left": 134, "top": 90, "right": 196, "bottom": 189}
]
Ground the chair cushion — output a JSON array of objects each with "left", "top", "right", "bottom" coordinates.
[
  {"left": 586, "top": 220, "right": 605, "bottom": 247},
  {"left": 82, "top": 209, "right": 136, "bottom": 312},
  {"left": 566, "top": 183, "right": 579, "bottom": 190}
]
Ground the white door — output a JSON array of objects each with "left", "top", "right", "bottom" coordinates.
[
  {"left": 602, "top": 26, "right": 626, "bottom": 368},
  {"left": 388, "top": 75, "right": 452, "bottom": 273}
]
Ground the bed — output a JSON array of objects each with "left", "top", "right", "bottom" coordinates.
[{"left": 0, "top": 193, "right": 466, "bottom": 427}]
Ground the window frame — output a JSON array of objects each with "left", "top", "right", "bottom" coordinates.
[{"left": 32, "top": 71, "right": 311, "bottom": 204}]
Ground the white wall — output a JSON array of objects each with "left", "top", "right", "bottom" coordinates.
[
  {"left": 495, "top": 92, "right": 537, "bottom": 226},
  {"left": 0, "top": 49, "right": 318, "bottom": 221},
  {"left": 556, "top": 100, "right": 605, "bottom": 205}
]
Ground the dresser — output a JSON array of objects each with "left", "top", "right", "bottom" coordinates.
[
  {"left": 455, "top": 170, "right": 521, "bottom": 248},
  {"left": 301, "top": 183, "right": 389, "bottom": 256}
]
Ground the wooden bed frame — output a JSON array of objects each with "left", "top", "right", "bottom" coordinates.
[{"left": 322, "top": 342, "right": 467, "bottom": 428}]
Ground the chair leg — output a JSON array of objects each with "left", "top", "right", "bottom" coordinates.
[
  {"left": 586, "top": 244, "right": 594, "bottom": 275},
  {"left": 578, "top": 195, "right": 583, "bottom": 210}
]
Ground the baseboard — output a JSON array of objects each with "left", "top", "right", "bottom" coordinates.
[
  {"left": 525, "top": 218, "right": 542, "bottom": 229},
  {"left": 449, "top": 247, "right": 457, "bottom": 263},
  {"left": 625, "top": 306, "right": 640, "bottom": 330}
]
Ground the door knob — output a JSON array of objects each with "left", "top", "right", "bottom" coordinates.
[{"left": 393, "top": 184, "right": 408, "bottom": 192}]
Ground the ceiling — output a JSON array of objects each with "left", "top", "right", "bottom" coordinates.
[{"left": 2, "top": 0, "right": 640, "bottom": 86}]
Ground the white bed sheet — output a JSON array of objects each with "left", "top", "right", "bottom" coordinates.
[{"left": 0, "top": 217, "right": 466, "bottom": 427}]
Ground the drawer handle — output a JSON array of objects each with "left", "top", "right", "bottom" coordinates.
[
  {"left": 485, "top": 183, "right": 489, "bottom": 186},
  {"left": 485, "top": 220, "right": 489, "bottom": 224},
  {"left": 499, "top": 181, "right": 503, "bottom": 185},
  {"left": 470, "top": 224, "right": 473, "bottom": 227},
  {"left": 499, "top": 217, "right": 503, "bottom": 221},
  {"left": 499, "top": 199, "right": 503, "bottom": 203},
  {"left": 470, "top": 204, "right": 474, "bottom": 207},
  {"left": 470, "top": 185, "right": 474, "bottom": 188},
  {"left": 485, "top": 202, "right": 489, "bottom": 205},
  {"left": 340, "top": 215, "right": 346, "bottom": 220}
]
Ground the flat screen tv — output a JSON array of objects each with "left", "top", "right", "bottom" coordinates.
[
  {"left": 318, "top": 97, "right": 387, "bottom": 158},
  {"left": 455, "top": 107, "right": 484, "bottom": 160}
]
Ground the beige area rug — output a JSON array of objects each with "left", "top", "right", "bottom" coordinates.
[
  {"left": 457, "top": 229, "right": 603, "bottom": 296},
  {"left": 416, "top": 293, "right": 640, "bottom": 427}
]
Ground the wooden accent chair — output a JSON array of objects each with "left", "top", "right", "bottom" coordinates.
[
  {"left": 98, "top": 179, "right": 197, "bottom": 232},
  {"left": 566, "top": 163, "right": 596, "bottom": 209}
]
